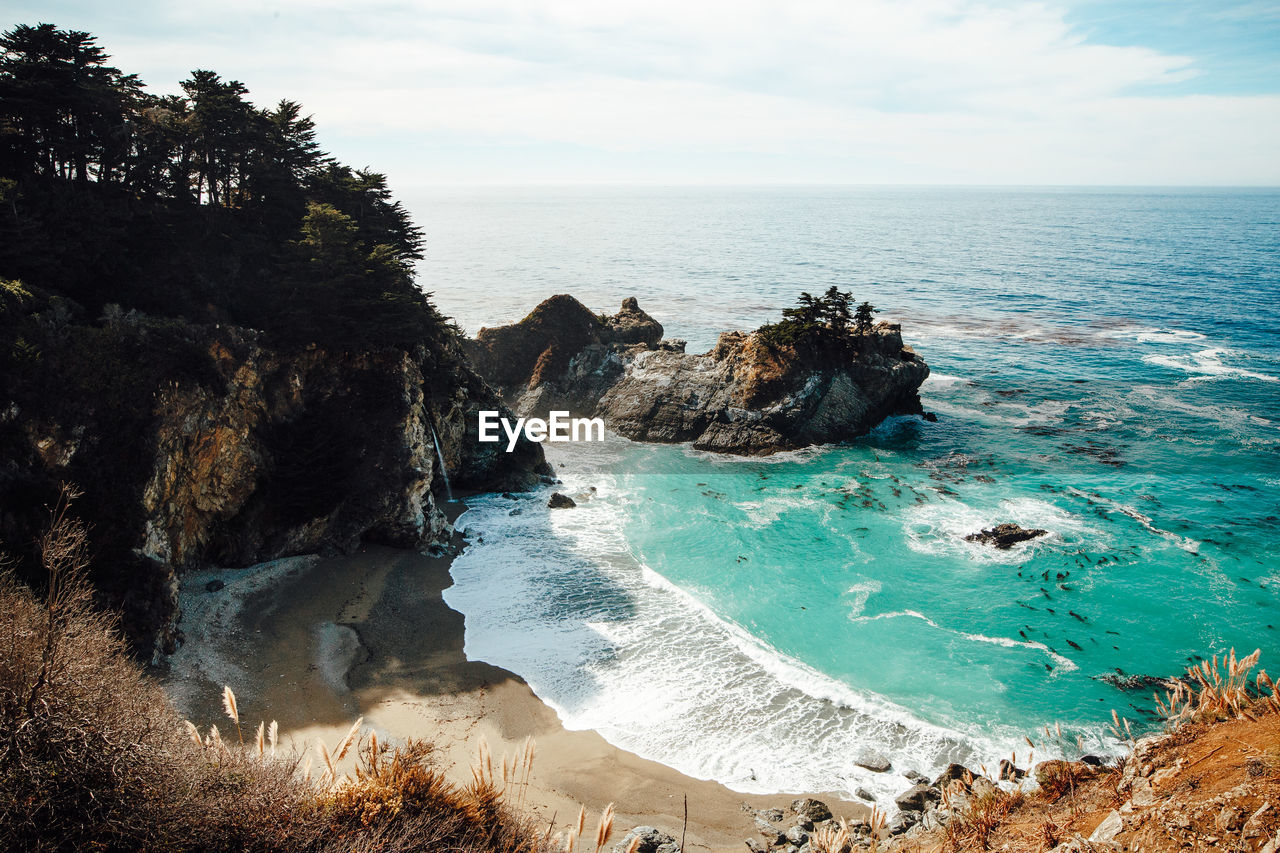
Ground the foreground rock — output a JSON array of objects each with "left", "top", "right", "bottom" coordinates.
[
  {"left": 613, "top": 826, "right": 680, "bottom": 853},
  {"left": 791, "top": 798, "right": 834, "bottom": 822},
  {"left": 964, "top": 523, "right": 1048, "bottom": 549},
  {"left": 465, "top": 295, "right": 930, "bottom": 455}
]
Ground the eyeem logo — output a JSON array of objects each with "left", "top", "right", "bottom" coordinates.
[{"left": 478, "top": 411, "right": 605, "bottom": 452}]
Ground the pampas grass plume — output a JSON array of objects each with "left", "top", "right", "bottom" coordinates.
[{"left": 593, "top": 802, "right": 615, "bottom": 853}]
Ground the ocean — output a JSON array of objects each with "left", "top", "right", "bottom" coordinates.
[{"left": 414, "top": 186, "right": 1280, "bottom": 804}]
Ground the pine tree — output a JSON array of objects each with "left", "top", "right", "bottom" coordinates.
[{"left": 854, "top": 301, "right": 877, "bottom": 334}]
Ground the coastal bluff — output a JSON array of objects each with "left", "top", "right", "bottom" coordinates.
[
  {"left": 0, "top": 297, "right": 549, "bottom": 661},
  {"left": 464, "top": 295, "right": 931, "bottom": 455}
]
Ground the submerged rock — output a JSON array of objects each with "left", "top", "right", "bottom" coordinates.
[
  {"left": 465, "top": 295, "right": 930, "bottom": 456},
  {"left": 1094, "top": 671, "right": 1177, "bottom": 692},
  {"left": 964, "top": 523, "right": 1048, "bottom": 549}
]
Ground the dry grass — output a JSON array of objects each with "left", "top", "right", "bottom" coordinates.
[
  {"left": 810, "top": 816, "right": 850, "bottom": 853},
  {"left": 941, "top": 788, "right": 1025, "bottom": 852},
  {"left": 0, "top": 488, "right": 554, "bottom": 853},
  {"left": 1154, "top": 647, "right": 1280, "bottom": 725},
  {"left": 898, "top": 649, "right": 1280, "bottom": 853},
  {"left": 0, "top": 489, "right": 316, "bottom": 851}
]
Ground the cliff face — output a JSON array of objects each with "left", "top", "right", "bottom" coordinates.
[
  {"left": 602, "top": 324, "right": 929, "bottom": 454},
  {"left": 465, "top": 296, "right": 929, "bottom": 455},
  {"left": 0, "top": 303, "right": 548, "bottom": 661}
]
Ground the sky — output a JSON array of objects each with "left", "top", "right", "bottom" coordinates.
[{"left": 8, "top": 1, "right": 1280, "bottom": 186}]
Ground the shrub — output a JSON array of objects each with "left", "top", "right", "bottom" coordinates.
[{"left": 0, "top": 490, "right": 550, "bottom": 852}]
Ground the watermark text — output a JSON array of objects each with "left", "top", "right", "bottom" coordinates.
[{"left": 478, "top": 410, "right": 605, "bottom": 451}]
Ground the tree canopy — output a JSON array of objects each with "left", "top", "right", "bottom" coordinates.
[
  {"left": 0, "top": 23, "right": 445, "bottom": 353},
  {"left": 757, "top": 286, "right": 879, "bottom": 356}
]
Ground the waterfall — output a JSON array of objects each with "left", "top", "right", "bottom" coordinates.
[{"left": 430, "top": 424, "right": 454, "bottom": 502}]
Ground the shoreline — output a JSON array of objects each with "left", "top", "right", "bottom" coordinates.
[{"left": 163, "top": 534, "right": 869, "bottom": 852}]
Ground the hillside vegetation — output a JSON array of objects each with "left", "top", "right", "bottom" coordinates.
[
  {"left": 0, "top": 498, "right": 553, "bottom": 853},
  {"left": 0, "top": 24, "right": 540, "bottom": 654}
]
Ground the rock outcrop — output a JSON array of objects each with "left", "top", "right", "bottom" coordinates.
[
  {"left": 465, "top": 295, "right": 930, "bottom": 455},
  {"left": 1, "top": 316, "right": 548, "bottom": 660},
  {"left": 964, "top": 523, "right": 1048, "bottom": 549}
]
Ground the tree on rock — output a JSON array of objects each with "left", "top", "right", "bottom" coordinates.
[
  {"left": 854, "top": 301, "right": 877, "bottom": 334},
  {"left": 820, "top": 286, "right": 852, "bottom": 333},
  {"left": 757, "top": 287, "right": 873, "bottom": 357}
]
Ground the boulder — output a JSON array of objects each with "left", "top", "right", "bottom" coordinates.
[
  {"left": 790, "top": 798, "right": 833, "bottom": 823},
  {"left": 1089, "top": 810, "right": 1124, "bottom": 844},
  {"left": 971, "top": 777, "right": 998, "bottom": 798},
  {"left": 894, "top": 784, "right": 940, "bottom": 812},
  {"left": 888, "top": 810, "right": 921, "bottom": 835},
  {"left": 964, "top": 523, "right": 1048, "bottom": 549},
  {"left": 933, "top": 763, "right": 975, "bottom": 788},
  {"left": 1034, "top": 760, "right": 1098, "bottom": 791},
  {"left": 547, "top": 492, "right": 576, "bottom": 509},
  {"left": 753, "top": 816, "right": 785, "bottom": 846},
  {"left": 613, "top": 826, "right": 680, "bottom": 853},
  {"left": 854, "top": 751, "right": 892, "bottom": 773}
]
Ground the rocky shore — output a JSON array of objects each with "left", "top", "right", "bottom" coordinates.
[{"left": 465, "top": 295, "right": 931, "bottom": 455}]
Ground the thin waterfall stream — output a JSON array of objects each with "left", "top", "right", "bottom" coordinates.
[{"left": 430, "top": 424, "right": 453, "bottom": 502}]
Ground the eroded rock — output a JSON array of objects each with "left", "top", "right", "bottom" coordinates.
[
  {"left": 465, "top": 296, "right": 930, "bottom": 456},
  {"left": 964, "top": 523, "right": 1048, "bottom": 549}
]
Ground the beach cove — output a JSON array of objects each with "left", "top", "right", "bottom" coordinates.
[{"left": 164, "top": 534, "right": 868, "bottom": 853}]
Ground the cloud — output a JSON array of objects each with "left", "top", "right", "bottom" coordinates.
[{"left": 18, "top": 0, "right": 1280, "bottom": 183}]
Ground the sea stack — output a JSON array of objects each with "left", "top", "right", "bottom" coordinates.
[{"left": 465, "top": 295, "right": 930, "bottom": 455}]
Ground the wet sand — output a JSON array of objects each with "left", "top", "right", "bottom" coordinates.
[{"left": 165, "top": 542, "right": 868, "bottom": 852}]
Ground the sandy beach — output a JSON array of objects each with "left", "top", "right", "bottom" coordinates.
[{"left": 164, "top": 533, "right": 868, "bottom": 853}]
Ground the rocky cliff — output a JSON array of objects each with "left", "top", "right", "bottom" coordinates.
[
  {"left": 1, "top": 290, "right": 548, "bottom": 660},
  {"left": 464, "top": 295, "right": 930, "bottom": 455}
]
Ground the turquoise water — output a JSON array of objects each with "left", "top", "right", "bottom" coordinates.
[{"left": 427, "top": 187, "right": 1280, "bottom": 802}]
